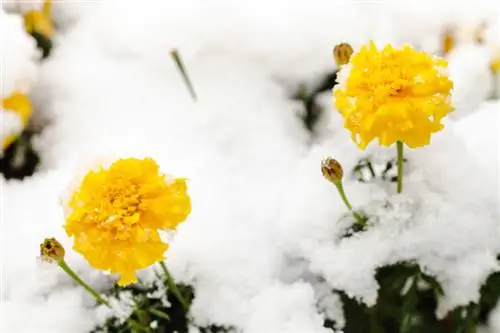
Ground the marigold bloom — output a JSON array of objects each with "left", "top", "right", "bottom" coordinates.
[
  {"left": 491, "top": 50, "right": 500, "bottom": 74},
  {"left": 2, "top": 91, "right": 32, "bottom": 150},
  {"left": 333, "top": 41, "right": 453, "bottom": 149},
  {"left": 64, "top": 158, "right": 191, "bottom": 286},
  {"left": 24, "top": 0, "right": 54, "bottom": 38}
]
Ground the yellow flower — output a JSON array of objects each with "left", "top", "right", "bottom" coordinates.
[
  {"left": 24, "top": 0, "right": 54, "bottom": 38},
  {"left": 65, "top": 158, "right": 191, "bottom": 286},
  {"left": 2, "top": 92, "right": 32, "bottom": 150},
  {"left": 333, "top": 41, "right": 453, "bottom": 149},
  {"left": 491, "top": 50, "right": 500, "bottom": 75}
]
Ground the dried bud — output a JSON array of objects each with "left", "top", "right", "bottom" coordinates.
[
  {"left": 40, "top": 238, "right": 65, "bottom": 262},
  {"left": 474, "top": 22, "right": 486, "bottom": 44},
  {"left": 441, "top": 29, "right": 455, "bottom": 55},
  {"left": 333, "top": 43, "right": 354, "bottom": 66},
  {"left": 321, "top": 157, "right": 344, "bottom": 183}
]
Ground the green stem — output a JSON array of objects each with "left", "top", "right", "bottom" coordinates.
[
  {"left": 58, "top": 259, "right": 110, "bottom": 307},
  {"left": 396, "top": 141, "right": 404, "bottom": 194},
  {"left": 335, "top": 182, "right": 353, "bottom": 210},
  {"left": 159, "top": 261, "right": 189, "bottom": 311},
  {"left": 335, "top": 182, "right": 366, "bottom": 226},
  {"left": 170, "top": 49, "right": 197, "bottom": 101}
]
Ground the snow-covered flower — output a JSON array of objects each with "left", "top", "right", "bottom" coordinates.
[
  {"left": 1, "top": 92, "right": 32, "bottom": 150},
  {"left": 64, "top": 157, "right": 191, "bottom": 286},
  {"left": 333, "top": 41, "right": 453, "bottom": 149},
  {"left": 23, "top": 0, "right": 54, "bottom": 39}
]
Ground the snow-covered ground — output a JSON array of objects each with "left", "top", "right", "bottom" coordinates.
[{"left": 1, "top": 0, "right": 500, "bottom": 332}]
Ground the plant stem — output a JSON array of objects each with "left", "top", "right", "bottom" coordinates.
[
  {"left": 396, "top": 141, "right": 404, "bottom": 194},
  {"left": 335, "top": 182, "right": 366, "bottom": 226},
  {"left": 58, "top": 259, "right": 110, "bottom": 307},
  {"left": 159, "top": 261, "right": 189, "bottom": 311},
  {"left": 170, "top": 49, "right": 197, "bottom": 101}
]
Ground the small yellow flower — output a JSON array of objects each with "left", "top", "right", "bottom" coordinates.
[
  {"left": 64, "top": 158, "right": 191, "bottom": 286},
  {"left": 441, "top": 28, "right": 455, "bottom": 55},
  {"left": 2, "top": 92, "right": 32, "bottom": 150},
  {"left": 40, "top": 238, "right": 66, "bottom": 262},
  {"left": 24, "top": 0, "right": 54, "bottom": 38},
  {"left": 333, "top": 41, "right": 453, "bottom": 149},
  {"left": 333, "top": 43, "right": 354, "bottom": 66},
  {"left": 491, "top": 50, "right": 500, "bottom": 75}
]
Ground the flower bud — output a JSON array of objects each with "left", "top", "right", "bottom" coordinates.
[
  {"left": 321, "top": 157, "right": 344, "bottom": 183},
  {"left": 441, "top": 29, "right": 455, "bottom": 55},
  {"left": 333, "top": 43, "right": 354, "bottom": 66},
  {"left": 40, "top": 238, "right": 65, "bottom": 262}
]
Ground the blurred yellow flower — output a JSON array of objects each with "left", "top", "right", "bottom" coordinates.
[
  {"left": 2, "top": 92, "right": 32, "bottom": 150},
  {"left": 24, "top": 0, "right": 54, "bottom": 38},
  {"left": 333, "top": 41, "right": 453, "bottom": 149},
  {"left": 65, "top": 158, "right": 191, "bottom": 286},
  {"left": 491, "top": 50, "right": 500, "bottom": 74}
]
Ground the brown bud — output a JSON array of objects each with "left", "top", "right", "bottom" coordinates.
[
  {"left": 474, "top": 22, "right": 486, "bottom": 44},
  {"left": 40, "top": 238, "right": 65, "bottom": 263},
  {"left": 333, "top": 43, "right": 354, "bottom": 66},
  {"left": 442, "top": 29, "right": 455, "bottom": 55},
  {"left": 321, "top": 157, "right": 344, "bottom": 183}
]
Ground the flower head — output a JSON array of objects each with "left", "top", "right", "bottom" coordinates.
[
  {"left": 64, "top": 157, "right": 191, "bottom": 286},
  {"left": 40, "top": 238, "right": 65, "bottom": 262},
  {"left": 491, "top": 49, "right": 500, "bottom": 74},
  {"left": 2, "top": 92, "right": 32, "bottom": 150},
  {"left": 333, "top": 41, "right": 453, "bottom": 149},
  {"left": 24, "top": 0, "right": 54, "bottom": 38},
  {"left": 333, "top": 43, "right": 354, "bottom": 66}
]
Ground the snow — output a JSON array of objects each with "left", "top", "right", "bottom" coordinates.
[
  {"left": 1, "top": 109, "right": 23, "bottom": 146},
  {"left": 2, "top": 0, "right": 500, "bottom": 332},
  {"left": 0, "top": 7, "right": 39, "bottom": 98}
]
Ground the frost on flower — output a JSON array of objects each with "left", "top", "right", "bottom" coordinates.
[{"left": 0, "top": 7, "right": 38, "bottom": 152}]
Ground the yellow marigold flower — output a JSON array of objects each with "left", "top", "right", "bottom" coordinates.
[
  {"left": 24, "top": 0, "right": 54, "bottom": 38},
  {"left": 333, "top": 41, "right": 453, "bottom": 149},
  {"left": 2, "top": 91, "right": 32, "bottom": 150},
  {"left": 333, "top": 43, "right": 354, "bottom": 66},
  {"left": 491, "top": 50, "right": 500, "bottom": 75},
  {"left": 64, "top": 157, "right": 191, "bottom": 286}
]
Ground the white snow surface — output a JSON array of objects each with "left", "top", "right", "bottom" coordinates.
[
  {"left": 2, "top": 0, "right": 500, "bottom": 332},
  {"left": 0, "top": 6, "right": 39, "bottom": 98},
  {"left": 0, "top": 109, "right": 23, "bottom": 150}
]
